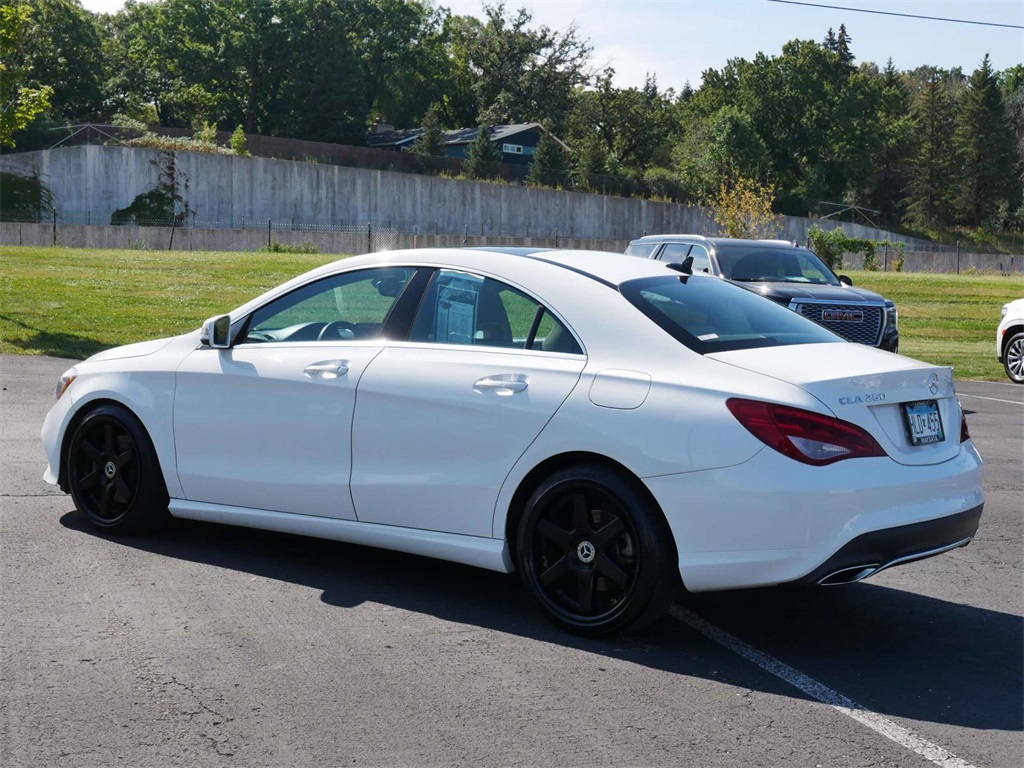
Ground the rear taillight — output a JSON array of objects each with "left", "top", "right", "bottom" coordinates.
[
  {"left": 959, "top": 404, "right": 970, "bottom": 443},
  {"left": 726, "top": 398, "right": 886, "bottom": 466}
]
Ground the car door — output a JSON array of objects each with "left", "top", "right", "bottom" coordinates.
[
  {"left": 350, "top": 268, "right": 587, "bottom": 537},
  {"left": 173, "top": 267, "right": 418, "bottom": 519}
]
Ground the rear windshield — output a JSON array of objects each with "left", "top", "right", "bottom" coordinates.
[{"left": 620, "top": 274, "right": 842, "bottom": 353}]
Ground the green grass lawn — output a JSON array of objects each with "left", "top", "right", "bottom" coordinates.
[
  {"left": 0, "top": 247, "right": 331, "bottom": 359},
  {"left": 850, "top": 270, "right": 1023, "bottom": 380},
  {"left": 2, "top": 246, "right": 1022, "bottom": 380}
]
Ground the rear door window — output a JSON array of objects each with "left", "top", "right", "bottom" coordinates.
[
  {"left": 409, "top": 269, "right": 582, "bottom": 354},
  {"left": 656, "top": 243, "right": 692, "bottom": 263}
]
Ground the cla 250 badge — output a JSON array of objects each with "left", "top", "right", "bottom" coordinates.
[{"left": 839, "top": 393, "right": 887, "bottom": 405}]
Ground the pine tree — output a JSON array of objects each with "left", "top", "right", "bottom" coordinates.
[
  {"left": 863, "top": 59, "right": 913, "bottom": 226},
  {"left": 823, "top": 28, "right": 837, "bottom": 52},
  {"left": 463, "top": 125, "right": 502, "bottom": 179},
  {"left": 953, "top": 54, "right": 1018, "bottom": 227},
  {"left": 411, "top": 106, "right": 447, "bottom": 158},
  {"left": 906, "top": 68, "right": 957, "bottom": 228},
  {"left": 526, "top": 131, "right": 568, "bottom": 187},
  {"left": 836, "top": 24, "right": 855, "bottom": 72}
]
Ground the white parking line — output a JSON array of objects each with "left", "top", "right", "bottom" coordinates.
[
  {"left": 957, "top": 393, "right": 1022, "bottom": 406},
  {"left": 669, "top": 605, "right": 979, "bottom": 768}
]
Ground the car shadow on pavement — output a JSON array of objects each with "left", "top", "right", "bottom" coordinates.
[
  {"left": 0, "top": 314, "right": 106, "bottom": 359},
  {"left": 60, "top": 510, "right": 1022, "bottom": 734}
]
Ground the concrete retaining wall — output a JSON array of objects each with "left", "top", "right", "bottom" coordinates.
[{"left": 2, "top": 146, "right": 1021, "bottom": 272}]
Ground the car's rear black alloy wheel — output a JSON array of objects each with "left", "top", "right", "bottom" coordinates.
[
  {"left": 67, "top": 405, "right": 167, "bottom": 534},
  {"left": 517, "top": 465, "right": 674, "bottom": 636}
]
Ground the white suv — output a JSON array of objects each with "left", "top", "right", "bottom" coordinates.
[{"left": 997, "top": 299, "right": 1024, "bottom": 383}]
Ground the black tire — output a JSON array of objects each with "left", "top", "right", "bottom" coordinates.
[
  {"left": 1004, "top": 331, "right": 1024, "bottom": 384},
  {"left": 66, "top": 404, "right": 169, "bottom": 535},
  {"left": 515, "top": 464, "right": 677, "bottom": 637}
]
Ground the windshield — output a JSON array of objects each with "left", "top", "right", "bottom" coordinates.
[
  {"left": 715, "top": 244, "right": 840, "bottom": 285},
  {"left": 620, "top": 274, "right": 841, "bottom": 353}
]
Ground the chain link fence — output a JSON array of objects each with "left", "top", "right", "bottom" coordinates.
[
  {"left": 0, "top": 213, "right": 629, "bottom": 254},
  {"left": 0, "top": 214, "right": 404, "bottom": 254},
  {"left": 0, "top": 213, "right": 1019, "bottom": 273}
]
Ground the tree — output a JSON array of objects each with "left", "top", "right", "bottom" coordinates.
[
  {"left": 104, "top": 0, "right": 222, "bottom": 128},
  {"left": 434, "top": 13, "right": 482, "bottom": 129},
  {"left": 526, "top": 130, "right": 568, "bottom": 187},
  {"left": 411, "top": 106, "right": 448, "bottom": 155},
  {"left": 229, "top": 125, "right": 249, "bottom": 156},
  {"left": 823, "top": 25, "right": 854, "bottom": 73},
  {"left": 905, "top": 66, "right": 960, "bottom": 228},
  {"left": 568, "top": 69, "right": 674, "bottom": 188},
  {"left": 269, "top": 0, "right": 367, "bottom": 144},
  {"left": 468, "top": 2, "right": 592, "bottom": 133},
  {"left": 0, "top": 3, "right": 52, "bottom": 145},
  {"left": 10, "top": 0, "right": 107, "bottom": 123},
  {"left": 106, "top": 0, "right": 367, "bottom": 141},
  {"left": 954, "top": 55, "right": 1019, "bottom": 227},
  {"left": 343, "top": 0, "right": 451, "bottom": 127},
  {"left": 673, "top": 105, "right": 770, "bottom": 202},
  {"left": 710, "top": 175, "right": 780, "bottom": 238},
  {"left": 859, "top": 59, "right": 914, "bottom": 226},
  {"left": 463, "top": 124, "right": 502, "bottom": 179},
  {"left": 568, "top": 133, "right": 607, "bottom": 192},
  {"left": 691, "top": 37, "right": 883, "bottom": 215}
]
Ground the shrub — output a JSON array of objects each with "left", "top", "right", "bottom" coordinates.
[
  {"left": 711, "top": 175, "right": 781, "bottom": 239},
  {"left": 262, "top": 239, "right": 319, "bottom": 254},
  {"left": 230, "top": 125, "right": 250, "bottom": 156},
  {"left": 862, "top": 242, "right": 880, "bottom": 271}
]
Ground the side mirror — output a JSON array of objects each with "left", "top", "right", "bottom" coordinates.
[
  {"left": 838, "top": 274, "right": 854, "bottom": 287},
  {"left": 200, "top": 315, "right": 232, "bottom": 348}
]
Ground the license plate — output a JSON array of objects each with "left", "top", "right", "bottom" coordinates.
[{"left": 902, "top": 400, "right": 944, "bottom": 445}]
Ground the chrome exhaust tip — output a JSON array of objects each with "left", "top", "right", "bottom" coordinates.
[{"left": 818, "top": 564, "right": 879, "bottom": 586}]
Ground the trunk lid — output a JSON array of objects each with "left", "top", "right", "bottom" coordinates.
[{"left": 708, "top": 342, "right": 961, "bottom": 466}]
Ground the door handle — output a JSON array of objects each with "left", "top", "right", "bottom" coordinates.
[
  {"left": 473, "top": 375, "right": 528, "bottom": 395},
  {"left": 304, "top": 360, "right": 349, "bottom": 378}
]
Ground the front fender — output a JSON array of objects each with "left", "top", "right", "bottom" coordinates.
[{"left": 56, "top": 370, "right": 181, "bottom": 498}]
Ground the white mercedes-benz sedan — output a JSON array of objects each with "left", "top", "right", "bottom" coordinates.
[{"left": 42, "top": 248, "right": 984, "bottom": 635}]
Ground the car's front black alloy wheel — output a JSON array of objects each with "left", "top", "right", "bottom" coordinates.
[
  {"left": 517, "top": 465, "right": 675, "bottom": 636},
  {"left": 1004, "top": 331, "right": 1024, "bottom": 384},
  {"left": 67, "top": 404, "right": 167, "bottom": 534}
]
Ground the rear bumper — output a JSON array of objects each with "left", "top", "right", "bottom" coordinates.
[
  {"left": 644, "top": 440, "right": 984, "bottom": 592},
  {"left": 793, "top": 504, "right": 982, "bottom": 585}
]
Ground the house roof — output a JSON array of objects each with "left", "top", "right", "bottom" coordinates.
[
  {"left": 365, "top": 123, "right": 570, "bottom": 152},
  {"left": 364, "top": 127, "right": 424, "bottom": 149}
]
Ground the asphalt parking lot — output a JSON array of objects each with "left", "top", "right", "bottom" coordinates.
[{"left": 1, "top": 354, "right": 1020, "bottom": 768}]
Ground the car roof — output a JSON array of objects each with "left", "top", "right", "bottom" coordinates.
[
  {"left": 630, "top": 235, "right": 799, "bottom": 249},
  {"left": 317, "top": 247, "right": 681, "bottom": 288},
  {"left": 231, "top": 247, "right": 682, "bottom": 321}
]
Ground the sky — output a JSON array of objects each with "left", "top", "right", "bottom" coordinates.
[{"left": 79, "top": 0, "right": 1024, "bottom": 93}]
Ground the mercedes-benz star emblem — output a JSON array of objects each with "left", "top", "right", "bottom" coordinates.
[
  {"left": 576, "top": 541, "right": 596, "bottom": 564},
  {"left": 104, "top": 461, "right": 117, "bottom": 479}
]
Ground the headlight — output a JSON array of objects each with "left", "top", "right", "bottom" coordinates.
[
  {"left": 885, "top": 305, "right": 898, "bottom": 329},
  {"left": 1002, "top": 304, "right": 1009, "bottom": 319},
  {"left": 55, "top": 367, "right": 78, "bottom": 402}
]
